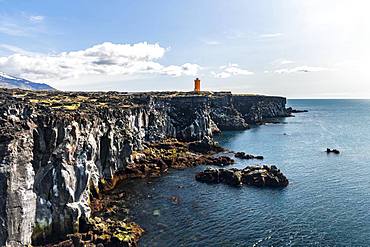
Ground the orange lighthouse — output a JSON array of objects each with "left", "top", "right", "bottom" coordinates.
[{"left": 194, "top": 78, "right": 201, "bottom": 92}]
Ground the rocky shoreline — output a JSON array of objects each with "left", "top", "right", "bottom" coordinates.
[
  {"left": 0, "top": 88, "right": 291, "bottom": 246},
  {"left": 54, "top": 138, "right": 289, "bottom": 246}
]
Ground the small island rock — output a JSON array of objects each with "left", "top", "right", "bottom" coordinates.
[
  {"left": 195, "top": 165, "right": 289, "bottom": 188},
  {"left": 235, "top": 152, "right": 264, "bottom": 160},
  {"left": 326, "top": 148, "right": 340, "bottom": 154}
]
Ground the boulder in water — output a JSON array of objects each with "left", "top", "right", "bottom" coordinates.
[
  {"left": 326, "top": 148, "right": 340, "bottom": 154},
  {"left": 235, "top": 152, "right": 264, "bottom": 160},
  {"left": 195, "top": 165, "right": 289, "bottom": 188}
]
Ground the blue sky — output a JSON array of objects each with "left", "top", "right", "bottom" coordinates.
[{"left": 0, "top": 0, "right": 369, "bottom": 97}]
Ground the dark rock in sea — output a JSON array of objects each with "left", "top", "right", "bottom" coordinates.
[
  {"left": 235, "top": 151, "right": 264, "bottom": 160},
  {"left": 220, "top": 169, "right": 243, "bottom": 186},
  {"left": 326, "top": 148, "right": 340, "bottom": 154},
  {"left": 0, "top": 88, "right": 290, "bottom": 246},
  {"left": 287, "top": 107, "right": 308, "bottom": 114},
  {"left": 195, "top": 165, "right": 289, "bottom": 188}
]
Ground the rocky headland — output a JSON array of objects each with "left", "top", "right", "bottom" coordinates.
[{"left": 0, "top": 88, "right": 290, "bottom": 246}]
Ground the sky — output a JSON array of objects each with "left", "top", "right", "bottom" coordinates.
[{"left": 0, "top": 0, "right": 369, "bottom": 98}]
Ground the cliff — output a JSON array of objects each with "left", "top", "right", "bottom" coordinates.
[{"left": 0, "top": 89, "right": 289, "bottom": 246}]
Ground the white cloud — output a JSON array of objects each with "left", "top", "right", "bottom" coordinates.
[
  {"left": 0, "top": 42, "right": 200, "bottom": 81},
  {"left": 29, "top": 15, "right": 45, "bottom": 23},
  {"left": 259, "top": 33, "right": 283, "bottom": 38},
  {"left": 212, "top": 64, "right": 254, "bottom": 78},
  {"left": 212, "top": 71, "right": 231, "bottom": 79},
  {"left": 274, "top": 66, "right": 331, "bottom": 74},
  {"left": 161, "top": 63, "right": 201, "bottom": 77}
]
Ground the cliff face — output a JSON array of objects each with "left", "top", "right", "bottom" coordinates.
[
  {"left": 232, "top": 95, "right": 288, "bottom": 123},
  {"left": 209, "top": 93, "right": 289, "bottom": 129},
  {"left": 0, "top": 89, "right": 289, "bottom": 246}
]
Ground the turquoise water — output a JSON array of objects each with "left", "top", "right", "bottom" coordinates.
[{"left": 119, "top": 100, "right": 370, "bottom": 246}]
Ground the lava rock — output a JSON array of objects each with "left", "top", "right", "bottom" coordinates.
[
  {"left": 326, "top": 148, "right": 340, "bottom": 154},
  {"left": 196, "top": 165, "right": 289, "bottom": 188},
  {"left": 219, "top": 169, "right": 243, "bottom": 186},
  {"left": 286, "top": 107, "right": 308, "bottom": 113},
  {"left": 235, "top": 152, "right": 264, "bottom": 160}
]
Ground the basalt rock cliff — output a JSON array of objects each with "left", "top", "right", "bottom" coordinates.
[{"left": 0, "top": 89, "right": 289, "bottom": 246}]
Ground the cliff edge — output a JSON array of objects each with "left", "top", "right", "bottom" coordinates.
[{"left": 0, "top": 89, "right": 289, "bottom": 246}]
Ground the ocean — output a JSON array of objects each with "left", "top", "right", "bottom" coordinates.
[{"left": 117, "top": 99, "right": 370, "bottom": 246}]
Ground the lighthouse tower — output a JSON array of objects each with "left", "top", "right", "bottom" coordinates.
[{"left": 194, "top": 78, "right": 201, "bottom": 93}]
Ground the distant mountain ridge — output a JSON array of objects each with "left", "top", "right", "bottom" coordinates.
[{"left": 0, "top": 72, "right": 55, "bottom": 91}]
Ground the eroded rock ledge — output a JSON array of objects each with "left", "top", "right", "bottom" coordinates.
[{"left": 0, "top": 89, "right": 290, "bottom": 246}]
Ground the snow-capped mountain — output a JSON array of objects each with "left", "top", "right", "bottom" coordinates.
[{"left": 0, "top": 72, "right": 55, "bottom": 91}]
